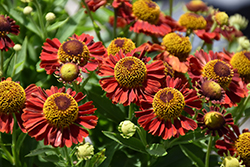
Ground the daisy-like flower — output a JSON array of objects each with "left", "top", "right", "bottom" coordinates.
[
  {"left": 196, "top": 106, "right": 234, "bottom": 137},
  {"left": 112, "top": 0, "right": 132, "bottom": 8},
  {"left": 179, "top": 12, "right": 207, "bottom": 30},
  {"left": 129, "top": 0, "right": 183, "bottom": 37},
  {"left": 215, "top": 125, "right": 250, "bottom": 167},
  {"left": 98, "top": 49, "right": 165, "bottom": 106},
  {"left": 185, "top": 0, "right": 208, "bottom": 12},
  {"left": 187, "top": 49, "right": 246, "bottom": 106},
  {"left": 83, "top": 0, "right": 107, "bottom": 12},
  {"left": 40, "top": 33, "right": 106, "bottom": 75},
  {"left": 0, "top": 78, "right": 35, "bottom": 133},
  {"left": 135, "top": 76, "right": 202, "bottom": 139},
  {"left": 107, "top": 37, "right": 136, "bottom": 56},
  {"left": 0, "top": 15, "right": 20, "bottom": 51},
  {"left": 22, "top": 85, "right": 98, "bottom": 147}
]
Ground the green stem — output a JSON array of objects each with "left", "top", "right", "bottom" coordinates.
[
  {"left": 72, "top": 81, "right": 80, "bottom": 93},
  {"left": 205, "top": 135, "right": 213, "bottom": 167},
  {"left": 113, "top": 8, "right": 117, "bottom": 38},
  {"left": 235, "top": 94, "right": 250, "bottom": 124},
  {"left": 12, "top": 119, "right": 20, "bottom": 167},
  {"left": 136, "top": 126, "right": 147, "bottom": 146},
  {"left": 81, "top": 0, "right": 105, "bottom": 46},
  {"left": 0, "top": 51, "right": 3, "bottom": 77},
  {"left": 33, "top": 0, "right": 47, "bottom": 40},
  {"left": 11, "top": 53, "right": 17, "bottom": 77},
  {"left": 81, "top": 71, "right": 94, "bottom": 89},
  {"left": 128, "top": 103, "right": 134, "bottom": 120},
  {"left": 64, "top": 146, "right": 73, "bottom": 166},
  {"left": 0, "top": 133, "right": 14, "bottom": 164},
  {"left": 169, "top": 0, "right": 173, "bottom": 17}
]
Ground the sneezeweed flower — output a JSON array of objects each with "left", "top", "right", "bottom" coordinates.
[
  {"left": 130, "top": 0, "right": 183, "bottom": 37},
  {"left": 0, "top": 78, "right": 33, "bottom": 134},
  {"left": 188, "top": 49, "right": 246, "bottom": 107},
  {"left": 109, "top": 16, "right": 127, "bottom": 28},
  {"left": 107, "top": 37, "right": 136, "bottom": 56},
  {"left": 135, "top": 76, "right": 202, "bottom": 140},
  {"left": 76, "top": 142, "right": 94, "bottom": 160},
  {"left": 40, "top": 33, "right": 106, "bottom": 75},
  {"left": 0, "top": 15, "right": 20, "bottom": 51},
  {"left": 185, "top": 0, "right": 208, "bottom": 12},
  {"left": 112, "top": 0, "right": 132, "bottom": 8},
  {"left": 215, "top": 125, "right": 250, "bottom": 166},
  {"left": 220, "top": 151, "right": 245, "bottom": 167},
  {"left": 22, "top": 85, "right": 98, "bottom": 147},
  {"left": 229, "top": 13, "right": 248, "bottom": 30},
  {"left": 118, "top": 120, "right": 136, "bottom": 139},
  {"left": 83, "top": 0, "right": 107, "bottom": 12},
  {"left": 214, "top": 12, "right": 229, "bottom": 27},
  {"left": 98, "top": 49, "right": 165, "bottom": 106},
  {"left": 196, "top": 106, "right": 234, "bottom": 137},
  {"left": 179, "top": 12, "right": 207, "bottom": 30},
  {"left": 237, "top": 36, "right": 250, "bottom": 51}
]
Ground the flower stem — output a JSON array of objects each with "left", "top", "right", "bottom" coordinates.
[
  {"left": 33, "top": 0, "right": 47, "bottom": 40},
  {"left": 113, "top": 8, "right": 118, "bottom": 38},
  {"left": 0, "top": 51, "right": 4, "bottom": 77},
  {"left": 11, "top": 52, "right": 18, "bottom": 77},
  {"left": 64, "top": 146, "right": 73, "bottom": 166},
  {"left": 136, "top": 126, "right": 148, "bottom": 146},
  {"left": 169, "top": 0, "right": 173, "bottom": 17},
  {"left": 235, "top": 94, "right": 250, "bottom": 124},
  {"left": 128, "top": 103, "right": 134, "bottom": 120},
  {"left": 0, "top": 133, "right": 14, "bottom": 164},
  {"left": 205, "top": 135, "right": 213, "bottom": 167},
  {"left": 12, "top": 119, "right": 20, "bottom": 167},
  {"left": 81, "top": 71, "right": 94, "bottom": 89}
]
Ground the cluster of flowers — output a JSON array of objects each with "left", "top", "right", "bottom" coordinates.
[{"left": 1, "top": 0, "right": 250, "bottom": 165}]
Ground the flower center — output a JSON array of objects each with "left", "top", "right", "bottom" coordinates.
[
  {"left": 204, "top": 111, "right": 225, "bottom": 130},
  {"left": 202, "top": 60, "right": 233, "bottom": 89},
  {"left": 132, "top": 0, "right": 160, "bottom": 24},
  {"left": 0, "top": 81, "right": 26, "bottom": 114},
  {"left": 235, "top": 132, "right": 250, "bottom": 166},
  {"left": 58, "top": 40, "right": 90, "bottom": 66},
  {"left": 59, "top": 62, "right": 79, "bottom": 82},
  {"left": 0, "top": 15, "right": 11, "bottom": 36},
  {"left": 179, "top": 13, "right": 207, "bottom": 30},
  {"left": 114, "top": 57, "right": 147, "bottom": 88},
  {"left": 214, "top": 12, "right": 229, "bottom": 26},
  {"left": 230, "top": 51, "right": 250, "bottom": 79},
  {"left": 152, "top": 88, "right": 185, "bottom": 120},
  {"left": 162, "top": 33, "right": 192, "bottom": 61},
  {"left": 201, "top": 80, "right": 222, "bottom": 100},
  {"left": 43, "top": 93, "right": 79, "bottom": 128},
  {"left": 107, "top": 37, "right": 136, "bottom": 56}
]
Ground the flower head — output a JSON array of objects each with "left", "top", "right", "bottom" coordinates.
[
  {"left": 45, "top": 12, "right": 56, "bottom": 22},
  {"left": 76, "top": 142, "right": 94, "bottom": 160},
  {"left": 135, "top": 76, "right": 202, "bottom": 139},
  {"left": 179, "top": 12, "right": 207, "bottom": 30},
  {"left": 22, "top": 85, "right": 98, "bottom": 147},
  {"left": 229, "top": 13, "right": 248, "bottom": 30},
  {"left": 220, "top": 151, "right": 245, "bottom": 167},
  {"left": 185, "top": 0, "right": 208, "bottom": 12},
  {"left": 0, "top": 15, "right": 20, "bottom": 51},
  {"left": 107, "top": 37, "right": 136, "bottom": 56},
  {"left": 83, "top": 0, "right": 107, "bottom": 12},
  {"left": 23, "top": 6, "right": 33, "bottom": 15},
  {"left": 118, "top": 120, "right": 136, "bottom": 139},
  {"left": 214, "top": 12, "right": 229, "bottom": 26}
]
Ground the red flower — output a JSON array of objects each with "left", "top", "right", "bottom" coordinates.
[
  {"left": 40, "top": 33, "right": 106, "bottom": 75},
  {"left": 187, "top": 49, "right": 246, "bottom": 107},
  {"left": 83, "top": 0, "right": 107, "bottom": 12},
  {"left": 135, "top": 76, "right": 202, "bottom": 139},
  {"left": 112, "top": 0, "right": 132, "bottom": 8},
  {"left": 109, "top": 16, "right": 127, "bottom": 28},
  {"left": 98, "top": 49, "right": 165, "bottom": 106},
  {"left": 0, "top": 15, "right": 20, "bottom": 51},
  {"left": 22, "top": 85, "right": 98, "bottom": 147}
]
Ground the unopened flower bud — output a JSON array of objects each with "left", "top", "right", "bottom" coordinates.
[
  {"left": 21, "top": 0, "right": 32, "bottom": 2},
  {"left": 45, "top": 12, "right": 56, "bottom": 22},
  {"left": 23, "top": 6, "right": 33, "bottom": 15},
  {"left": 76, "top": 142, "right": 94, "bottom": 160},
  {"left": 118, "top": 120, "right": 136, "bottom": 139},
  {"left": 214, "top": 12, "right": 228, "bottom": 26},
  {"left": 238, "top": 36, "right": 250, "bottom": 50},
  {"left": 220, "top": 156, "right": 244, "bottom": 167},
  {"left": 229, "top": 14, "right": 249, "bottom": 30},
  {"left": 13, "top": 44, "right": 22, "bottom": 51}
]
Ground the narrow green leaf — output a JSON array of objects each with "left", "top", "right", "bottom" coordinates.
[
  {"left": 46, "top": 17, "right": 69, "bottom": 32},
  {"left": 41, "top": 154, "right": 60, "bottom": 163},
  {"left": 179, "top": 144, "right": 205, "bottom": 167},
  {"left": 25, "top": 148, "right": 57, "bottom": 157},
  {"left": 99, "top": 142, "right": 119, "bottom": 167},
  {"left": 146, "top": 143, "right": 167, "bottom": 157},
  {"left": 16, "top": 133, "right": 27, "bottom": 155},
  {"left": 102, "top": 131, "right": 147, "bottom": 154},
  {"left": 14, "top": 36, "right": 28, "bottom": 75},
  {"left": 89, "top": 148, "right": 106, "bottom": 167}
]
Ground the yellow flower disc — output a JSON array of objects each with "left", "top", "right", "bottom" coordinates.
[
  {"left": 43, "top": 93, "right": 79, "bottom": 128},
  {"left": 114, "top": 57, "right": 147, "bottom": 88},
  {"left": 0, "top": 81, "right": 26, "bottom": 114},
  {"left": 0, "top": 15, "right": 11, "bottom": 36},
  {"left": 162, "top": 33, "right": 192, "bottom": 61},
  {"left": 235, "top": 132, "right": 250, "bottom": 166},
  {"left": 201, "top": 80, "right": 222, "bottom": 100},
  {"left": 204, "top": 111, "right": 225, "bottom": 130},
  {"left": 152, "top": 87, "right": 185, "bottom": 120},
  {"left": 59, "top": 62, "right": 79, "bottom": 82},
  {"left": 107, "top": 38, "right": 136, "bottom": 56},
  {"left": 179, "top": 12, "right": 207, "bottom": 30},
  {"left": 58, "top": 40, "right": 90, "bottom": 66},
  {"left": 132, "top": 0, "right": 160, "bottom": 24},
  {"left": 215, "top": 12, "right": 229, "bottom": 26},
  {"left": 230, "top": 51, "right": 250, "bottom": 80},
  {"left": 202, "top": 60, "right": 233, "bottom": 89}
]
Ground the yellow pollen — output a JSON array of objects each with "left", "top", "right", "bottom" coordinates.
[
  {"left": 59, "top": 62, "right": 79, "bottom": 82},
  {"left": 162, "top": 33, "right": 192, "bottom": 61},
  {"left": 0, "top": 15, "right": 11, "bottom": 36},
  {"left": 204, "top": 111, "right": 225, "bottom": 130},
  {"left": 58, "top": 40, "right": 90, "bottom": 66},
  {"left": 132, "top": 0, "right": 161, "bottom": 24},
  {"left": 152, "top": 87, "right": 185, "bottom": 120},
  {"left": 43, "top": 93, "right": 79, "bottom": 128},
  {"left": 201, "top": 80, "right": 222, "bottom": 100},
  {"left": 202, "top": 59, "right": 233, "bottom": 89},
  {"left": 179, "top": 12, "right": 207, "bottom": 30},
  {"left": 107, "top": 37, "right": 136, "bottom": 56},
  {"left": 235, "top": 132, "right": 250, "bottom": 166},
  {"left": 0, "top": 81, "right": 26, "bottom": 114},
  {"left": 214, "top": 12, "right": 229, "bottom": 26},
  {"left": 230, "top": 51, "right": 250, "bottom": 80},
  {"left": 114, "top": 57, "right": 147, "bottom": 88}
]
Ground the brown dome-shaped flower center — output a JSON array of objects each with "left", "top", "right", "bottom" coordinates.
[
  {"left": 204, "top": 111, "right": 225, "bottom": 130},
  {"left": 202, "top": 60, "right": 233, "bottom": 89},
  {"left": 58, "top": 40, "right": 90, "bottom": 66},
  {"left": 179, "top": 12, "right": 207, "bottom": 30},
  {"left": 43, "top": 93, "right": 79, "bottom": 128},
  {"left": 0, "top": 15, "right": 11, "bottom": 36},
  {"left": 114, "top": 57, "right": 147, "bottom": 88},
  {"left": 0, "top": 81, "right": 26, "bottom": 114},
  {"left": 107, "top": 38, "right": 136, "bottom": 56},
  {"left": 152, "top": 87, "right": 185, "bottom": 120},
  {"left": 201, "top": 80, "right": 222, "bottom": 100},
  {"left": 59, "top": 62, "right": 79, "bottom": 82},
  {"left": 230, "top": 51, "right": 250, "bottom": 79},
  {"left": 132, "top": 0, "right": 160, "bottom": 24},
  {"left": 235, "top": 132, "right": 250, "bottom": 166}
]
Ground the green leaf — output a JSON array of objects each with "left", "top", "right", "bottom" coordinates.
[
  {"left": 99, "top": 142, "right": 119, "bottom": 167},
  {"left": 41, "top": 154, "right": 60, "bottom": 163},
  {"left": 89, "top": 148, "right": 106, "bottom": 167},
  {"left": 25, "top": 148, "right": 57, "bottom": 157},
  {"left": 179, "top": 144, "right": 205, "bottom": 167},
  {"left": 146, "top": 143, "right": 167, "bottom": 157},
  {"left": 46, "top": 17, "right": 69, "bottom": 32},
  {"left": 16, "top": 133, "right": 27, "bottom": 155},
  {"left": 102, "top": 131, "right": 147, "bottom": 154}
]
